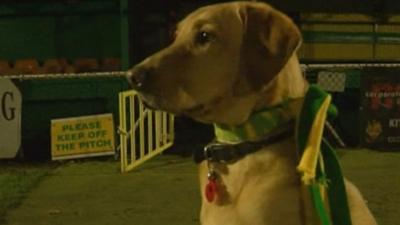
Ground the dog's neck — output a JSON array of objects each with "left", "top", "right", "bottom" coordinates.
[
  {"left": 213, "top": 55, "right": 305, "bottom": 143},
  {"left": 213, "top": 100, "right": 300, "bottom": 144},
  {"left": 256, "top": 55, "right": 307, "bottom": 109}
]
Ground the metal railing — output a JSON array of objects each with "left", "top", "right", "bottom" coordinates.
[{"left": 118, "top": 90, "right": 174, "bottom": 173}]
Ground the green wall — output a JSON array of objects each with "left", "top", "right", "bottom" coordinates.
[
  {"left": 55, "top": 15, "right": 121, "bottom": 59},
  {"left": 0, "top": 1, "right": 121, "bottom": 62},
  {"left": 0, "top": 1, "right": 127, "bottom": 160},
  {"left": 0, "top": 17, "right": 56, "bottom": 61}
]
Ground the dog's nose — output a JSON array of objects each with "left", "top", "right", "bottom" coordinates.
[{"left": 126, "top": 66, "right": 150, "bottom": 90}]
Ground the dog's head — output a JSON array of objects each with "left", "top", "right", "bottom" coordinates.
[{"left": 127, "top": 2, "right": 302, "bottom": 125}]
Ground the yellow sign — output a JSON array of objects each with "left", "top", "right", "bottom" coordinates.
[{"left": 51, "top": 113, "right": 115, "bottom": 160}]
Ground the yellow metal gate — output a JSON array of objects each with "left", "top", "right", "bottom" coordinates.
[{"left": 119, "top": 90, "right": 174, "bottom": 172}]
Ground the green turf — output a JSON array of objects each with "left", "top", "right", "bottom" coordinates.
[
  {"left": 0, "top": 162, "right": 52, "bottom": 224},
  {"left": 0, "top": 149, "right": 399, "bottom": 225}
]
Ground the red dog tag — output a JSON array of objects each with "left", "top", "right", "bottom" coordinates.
[{"left": 205, "top": 179, "right": 218, "bottom": 202}]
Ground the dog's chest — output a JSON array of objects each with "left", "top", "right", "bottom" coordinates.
[{"left": 199, "top": 140, "right": 303, "bottom": 225}]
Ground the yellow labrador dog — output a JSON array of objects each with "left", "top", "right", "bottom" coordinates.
[{"left": 127, "top": 2, "right": 377, "bottom": 225}]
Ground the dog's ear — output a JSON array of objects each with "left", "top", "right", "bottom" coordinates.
[{"left": 238, "top": 3, "right": 302, "bottom": 92}]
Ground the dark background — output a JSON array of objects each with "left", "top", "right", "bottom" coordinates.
[
  {"left": 1, "top": 0, "right": 399, "bottom": 159},
  {"left": 129, "top": 0, "right": 400, "bottom": 63}
]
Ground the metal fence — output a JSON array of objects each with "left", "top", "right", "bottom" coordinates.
[{"left": 118, "top": 90, "right": 174, "bottom": 173}]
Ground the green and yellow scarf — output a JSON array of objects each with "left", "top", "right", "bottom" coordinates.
[{"left": 212, "top": 84, "right": 352, "bottom": 225}]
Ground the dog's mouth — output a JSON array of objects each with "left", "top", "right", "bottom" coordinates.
[
  {"left": 138, "top": 93, "right": 195, "bottom": 115},
  {"left": 136, "top": 90, "right": 226, "bottom": 122},
  {"left": 182, "top": 95, "right": 225, "bottom": 118},
  {"left": 135, "top": 93, "right": 163, "bottom": 111},
  {"left": 141, "top": 96, "right": 211, "bottom": 118},
  {"left": 141, "top": 100, "right": 157, "bottom": 110},
  {"left": 182, "top": 104, "right": 207, "bottom": 116}
]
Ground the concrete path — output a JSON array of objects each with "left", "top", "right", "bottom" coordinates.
[{"left": 4, "top": 150, "right": 400, "bottom": 225}]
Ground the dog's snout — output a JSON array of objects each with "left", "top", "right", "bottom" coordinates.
[{"left": 127, "top": 66, "right": 150, "bottom": 90}]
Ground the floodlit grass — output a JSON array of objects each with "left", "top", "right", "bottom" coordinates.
[
  {"left": 0, "top": 149, "right": 399, "bottom": 225},
  {"left": 0, "top": 162, "right": 52, "bottom": 224},
  {"left": 2, "top": 156, "right": 200, "bottom": 225}
]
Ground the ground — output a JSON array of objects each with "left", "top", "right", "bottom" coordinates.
[{"left": 1, "top": 149, "right": 399, "bottom": 225}]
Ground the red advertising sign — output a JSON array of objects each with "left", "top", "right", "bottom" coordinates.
[{"left": 360, "top": 68, "right": 400, "bottom": 150}]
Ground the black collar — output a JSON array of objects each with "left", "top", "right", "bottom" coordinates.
[{"left": 193, "top": 123, "right": 294, "bottom": 164}]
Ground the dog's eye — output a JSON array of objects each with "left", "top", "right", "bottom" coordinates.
[{"left": 195, "top": 31, "right": 213, "bottom": 45}]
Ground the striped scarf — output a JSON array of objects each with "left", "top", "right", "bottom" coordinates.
[{"left": 214, "top": 102, "right": 293, "bottom": 143}]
